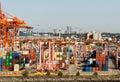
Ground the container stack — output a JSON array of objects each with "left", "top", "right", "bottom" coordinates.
[
  {"left": 54, "top": 45, "right": 74, "bottom": 69},
  {"left": 3, "top": 51, "right": 32, "bottom": 71},
  {"left": 85, "top": 59, "right": 92, "bottom": 72},
  {"left": 96, "top": 53, "right": 108, "bottom": 71},
  {"left": 5, "top": 52, "right": 12, "bottom": 71},
  {"left": 30, "top": 50, "right": 36, "bottom": 64},
  {"left": 84, "top": 50, "right": 109, "bottom": 72},
  {"left": 14, "top": 64, "right": 19, "bottom": 72},
  {"left": 0, "top": 48, "right": 5, "bottom": 72},
  {"left": 0, "top": 58, "right": 3, "bottom": 72},
  {"left": 25, "top": 57, "right": 30, "bottom": 67},
  {"left": 105, "top": 56, "right": 109, "bottom": 71}
]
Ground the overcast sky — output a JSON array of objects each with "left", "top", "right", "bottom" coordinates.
[{"left": 1, "top": 0, "right": 120, "bottom": 33}]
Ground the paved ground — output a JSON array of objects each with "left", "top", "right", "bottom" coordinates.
[
  {"left": 61, "top": 55, "right": 120, "bottom": 75},
  {"left": 0, "top": 75, "right": 120, "bottom": 82}
]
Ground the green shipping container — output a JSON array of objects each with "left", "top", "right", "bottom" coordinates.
[
  {"left": 66, "top": 47, "right": 68, "bottom": 52},
  {"left": 6, "top": 56, "right": 9, "bottom": 59},
  {"left": 6, "top": 59, "right": 9, "bottom": 62},
  {"left": 6, "top": 63, "right": 9, "bottom": 66},
  {"left": 19, "top": 60, "right": 24, "bottom": 65},
  {"left": 9, "top": 63, "right": 12, "bottom": 66},
  {"left": 10, "top": 52, "right": 13, "bottom": 56},
  {"left": 9, "top": 56, "right": 12, "bottom": 59},
  {"left": 20, "top": 63, "right": 24, "bottom": 66}
]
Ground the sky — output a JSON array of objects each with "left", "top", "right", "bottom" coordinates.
[{"left": 1, "top": 0, "right": 120, "bottom": 33}]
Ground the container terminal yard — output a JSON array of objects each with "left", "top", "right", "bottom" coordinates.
[{"left": 0, "top": 3, "right": 120, "bottom": 82}]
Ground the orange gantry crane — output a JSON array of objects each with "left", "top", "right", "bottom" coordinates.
[{"left": 0, "top": 4, "right": 32, "bottom": 50}]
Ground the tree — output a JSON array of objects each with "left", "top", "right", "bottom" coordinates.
[
  {"left": 93, "top": 72, "right": 98, "bottom": 76},
  {"left": 46, "top": 71, "right": 50, "bottom": 76},
  {"left": 57, "top": 71, "right": 63, "bottom": 77},
  {"left": 22, "top": 70, "right": 29, "bottom": 77},
  {"left": 76, "top": 71, "right": 80, "bottom": 76}
]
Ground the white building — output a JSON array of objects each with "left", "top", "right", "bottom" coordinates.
[{"left": 87, "top": 32, "right": 102, "bottom": 40}]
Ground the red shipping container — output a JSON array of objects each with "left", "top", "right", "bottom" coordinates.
[
  {"left": 102, "top": 59, "right": 106, "bottom": 64},
  {"left": 3, "top": 59, "right": 6, "bottom": 69},
  {"left": 96, "top": 58, "right": 99, "bottom": 61},
  {"left": 20, "top": 55, "right": 24, "bottom": 60},
  {"left": 8, "top": 66, "right": 13, "bottom": 71},
  {"left": 95, "top": 67, "right": 99, "bottom": 71},
  {"left": 99, "top": 61, "right": 103, "bottom": 65},
  {"left": 98, "top": 67, "right": 102, "bottom": 71}
]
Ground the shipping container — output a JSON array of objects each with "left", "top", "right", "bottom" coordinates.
[
  {"left": 85, "top": 67, "right": 89, "bottom": 72},
  {"left": 25, "top": 58, "right": 30, "bottom": 64},
  {"left": 0, "top": 58, "right": 3, "bottom": 65},
  {"left": 25, "top": 64, "right": 30, "bottom": 68},
  {"left": 92, "top": 67, "right": 96, "bottom": 72},
  {"left": 89, "top": 58, "right": 93, "bottom": 64},
  {"left": 22, "top": 51, "right": 29, "bottom": 54},
  {"left": 14, "top": 64, "right": 19, "bottom": 72},
  {"left": 2, "top": 59, "right": 6, "bottom": 69},
  {"left": 0, "top": 65, "right": 2, "bottom": 72}
]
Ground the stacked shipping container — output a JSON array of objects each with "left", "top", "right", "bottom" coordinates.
[{"left": 84, "top": 50, "right": 109, "bottom": 72}]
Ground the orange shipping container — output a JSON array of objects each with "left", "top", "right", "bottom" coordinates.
[
  {"left": 96, "top": 54, "right": 100, "bottom": 58},
  {"left": 3, "top": 59, "right": 6, "bottom": 69},
  {"left": 92, "top": 67, "right": 96, "bottom": 72},
  {"left": 98, "top": 67, "right": 102, "bottom": 71},
  {"left": 96, "top": 58, "right": 99, "bottom": 61},
  {"left": 102, "top": 58, "right": 106, "bottom": 64},
  {"left": 99, "top": 61, "right": 103, "bottom": 65}
]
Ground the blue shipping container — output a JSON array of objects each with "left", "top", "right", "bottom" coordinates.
[
  {"left": 96, "top": 61, "right": 99, "bottom": 67},
  {"left": 118, "top": 53, "right": 120, "bottom": 57},
  {"left": 102, "top": 64, "right": 107, "bottom": 71},
  {"left": 0, "top": 65, "right": 2, "bottom": 72},
  {"left": 13, "top": 52, "right": 20, "bottom": 59},
  {"left": 69, "top": 50, "right": 72, "bottom": 54},
  {"left": 105, "top": 64, "right": 108, "bottom": 71},
  {"left": 86, "top": 61, "right": 90, "bottom": 65},
  {"left": 88, "top": 67, "right": 92, "bottom": 72},
  {"left": 0, "top": 58, "right": 3, "bottom": 65},
  {"left": 85, "top": 67, "right": 89, "bottom": 72},
  {"left": 105, "top": 61, "right": 108, "bottom": 71},
  {"left": 25, "top": 58, "right": 30, "bottom": 64},
  {"left": 106, "top": 56, "right": 109, "bottom": 61}
]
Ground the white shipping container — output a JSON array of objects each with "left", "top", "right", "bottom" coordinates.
[
  {"left": 14, "top": 41, "right": 19, "bottom": 44},
  {"left": 62, "top": 63, "right": 65, "bottom": 68},
  {"left": 3, "top": 50, "right": 6, "bottom": 56},
  {"left": 14, "top": 64, "right": 19, "bottom": 72},
  {"left": 92, "top": 59, "right": 96, "bottom": 61},
  {"left": 29, "top": 60, "right": 32, "bottom": 63},
  {"left": 3, "top": 56, "right": 6, "bottom": 59},
  {"left": 89, "top": 59, "right": 93, "bottom": 64},
  {"left": 22, "top": 51, "right": 29, "bottom": 54},
  {"left": 25, "top": 64, "right": 30, "bottom": 68},
  {"left": 65, "top": 60, "right": 68, "bottom": 64}
]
